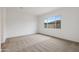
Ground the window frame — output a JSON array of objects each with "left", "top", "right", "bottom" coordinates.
[{"left": 44, "top": 16, "right": 62, "bottom": 29}]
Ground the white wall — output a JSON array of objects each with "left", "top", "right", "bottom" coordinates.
[
  {"left": 37, "top": 7, "right": 79, "bottom": 42},
  {"left": 0, "top": 8, "right": 6, "bottom": 43},
  {"left": 6, "top": 8, "right": 37, "bottom": 38},
  {"left": 0, "top": 8, "right": 1, "bottom": 50}
]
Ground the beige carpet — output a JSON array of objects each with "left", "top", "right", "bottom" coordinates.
[{"left": 1, "top": 34, "right": 79, "bottom": 52}]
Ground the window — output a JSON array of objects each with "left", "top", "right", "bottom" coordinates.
[{"left": 44, "top": 16, "right": 62, "bottom": 29}]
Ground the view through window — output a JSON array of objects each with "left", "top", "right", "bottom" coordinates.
[{"left": 44, "top": 16, "right": 62, "bottom": 29}]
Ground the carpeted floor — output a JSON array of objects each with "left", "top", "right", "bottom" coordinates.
[{"left": 1, "top": 34, "right": 79, "bottom": 52}]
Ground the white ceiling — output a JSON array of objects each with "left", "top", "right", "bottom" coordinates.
[{"left": 7, "top": 7, "right": 60, "bottom": 16}]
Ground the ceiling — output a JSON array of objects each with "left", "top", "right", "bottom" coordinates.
[{"left": 7, "top": 7, "right": 60, "bottom": 16}]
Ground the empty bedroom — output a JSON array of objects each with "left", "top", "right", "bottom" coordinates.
[{"left": 1, "top": 7, "right": 79, "bottom": 52}]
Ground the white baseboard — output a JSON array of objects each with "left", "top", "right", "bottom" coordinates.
[{"left": 6, "top": 33, "right": 37, "bottom": 39}]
